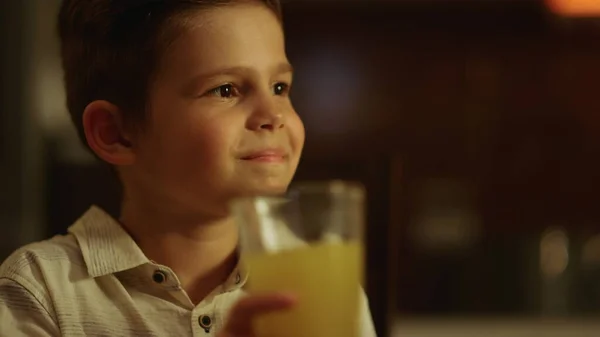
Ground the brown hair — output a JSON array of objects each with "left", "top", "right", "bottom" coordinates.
[{"left": 58, "top": 0, "right": 282, "bottom": 146}]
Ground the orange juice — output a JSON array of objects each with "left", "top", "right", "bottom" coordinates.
[{"left": 244, "top": 241, "right": 363, "bottom": 337}]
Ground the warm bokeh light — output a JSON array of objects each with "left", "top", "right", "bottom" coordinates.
[{"left": 547, "top": 0, "right": 600, "bottom": 17}]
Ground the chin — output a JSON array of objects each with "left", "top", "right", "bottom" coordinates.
[{"left": 241, "top": 179, "right": 290, "bottom": 197}]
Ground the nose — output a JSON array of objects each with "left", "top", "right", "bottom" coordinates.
[{"left": 246, "top": 96, "right": 285, "bottom": 132}]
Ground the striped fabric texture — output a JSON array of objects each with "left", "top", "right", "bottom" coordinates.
[{"left": 0, "top": 206, "right": 376, "bottom": 337}]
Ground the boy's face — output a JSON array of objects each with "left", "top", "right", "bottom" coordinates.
[{"left": 125, "top": 3, "right": 304, "bottom": 215}]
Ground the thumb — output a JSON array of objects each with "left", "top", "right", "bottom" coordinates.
[{"left": 219, "top": 293, "right": 296, "bottom": 337}]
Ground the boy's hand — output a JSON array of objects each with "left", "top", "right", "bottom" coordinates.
[{"left": 218, "top": 293, "right": 297, "bottom": 337}]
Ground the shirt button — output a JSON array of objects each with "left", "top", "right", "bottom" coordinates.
[
  {"left": 152, "top": 270, "right": 167, "bottom": 284},
  {"left": 198, "top": 315, "right": 213, "bottom": 332}
]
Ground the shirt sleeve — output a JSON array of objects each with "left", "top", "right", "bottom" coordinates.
[
  {"left": 360, "top": 288, "right": 378, "bottom": 337},
  {"left": 0, "top": 278, "right": 60, "bottom": 337}
]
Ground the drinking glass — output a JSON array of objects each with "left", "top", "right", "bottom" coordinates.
[{"left": 232, "top": 181, "right": 366, "bottom": 337}]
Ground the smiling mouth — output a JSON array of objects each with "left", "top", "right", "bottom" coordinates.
[
  {"left": 241, "top": 154, "right": 286, "bottom": 163},
  {"left": 240, "top": 149, "right": 287, "bottom": 163}
]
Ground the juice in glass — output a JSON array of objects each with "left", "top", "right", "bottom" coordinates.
[
  {"left": 244, "top": 241, "right": 363, "bottom": 337},
  {"left": 234, "top": 181, "right": 366, "bottom": 337}
]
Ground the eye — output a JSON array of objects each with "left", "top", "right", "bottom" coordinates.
[
  {"left": 273, "top": 82, "right": 290, "bottom": 96},
  {"left": 207, "top": 84, "right": 237, "bottom": 98}
]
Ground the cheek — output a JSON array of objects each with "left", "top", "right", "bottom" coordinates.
[
  {"left": 288, "top": 113, "right": 306, "bottom": 153},
  {"left": 190, "top": 126, "right": 232, "bottom": 166},
  {"left": 139, "top": 121, "right": 230, "bottom": 181},
  {"left": 177, "top": 124, "right": 232, "bottom": 170}
]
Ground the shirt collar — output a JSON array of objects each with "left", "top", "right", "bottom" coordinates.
[
  {"left": 68, "top": 206, "right": 150, "bottom": 278},
  {"left": 68, "top": 206, "right": 250, "bottom": 289}
]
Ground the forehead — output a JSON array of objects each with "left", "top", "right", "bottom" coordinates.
[{"left": 157, "top": 3, "right": 286, "bottom": 79}]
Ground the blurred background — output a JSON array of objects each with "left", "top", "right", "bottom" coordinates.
[{"left": 1, "top": 0, "right": 600, "bottom": 336}]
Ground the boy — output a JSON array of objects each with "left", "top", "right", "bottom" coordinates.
[{"left": 0, "top": 0, "right": 376, "bottom": 336}]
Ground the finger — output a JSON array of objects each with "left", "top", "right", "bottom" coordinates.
[{"left": 222, "top": 293, "right": 297, "bottom": 336}]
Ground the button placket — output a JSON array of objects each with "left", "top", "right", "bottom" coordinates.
[
  {"left": 193, "top": 300, "right": 221, "bottom": 335},
  {"left": 198, "top": 314, "right": 213, "bottom": 333}
]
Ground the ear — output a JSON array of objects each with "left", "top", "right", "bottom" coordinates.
[{"left": 82, "top": 100, "right": 136, "bottom": 166}]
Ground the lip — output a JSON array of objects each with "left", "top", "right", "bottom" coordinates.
[{"left": 240, "top": 148, "right": 287, "bottom": 163}]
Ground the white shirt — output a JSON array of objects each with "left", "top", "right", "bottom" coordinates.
[{"left": 0, "top": 206, "right": 377, "bottom": 336}]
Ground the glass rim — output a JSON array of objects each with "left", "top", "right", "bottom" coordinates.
[
  {"left": 290, "top": 180, "right": 364, "bottom": 195},
  {"left": 232, "top": 180, "right": 365, "bottom": 205}
]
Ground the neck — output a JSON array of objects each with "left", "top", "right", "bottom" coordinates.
[{"left": 119, "top": 197, "right": 239, "bottom": 305}]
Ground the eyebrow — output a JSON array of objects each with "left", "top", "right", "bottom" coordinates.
[
  {"left": 181, "top": 62, "right": 294, "bottom": 95},
  {"left": 196, "top": 63, "right": 294, "bottom": 83},
  {"left": 216, "top": 63, "right": 294, "bottom": 77},
  {"left": 272, "top": 62, "right": 294, "bottom": 75}
]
